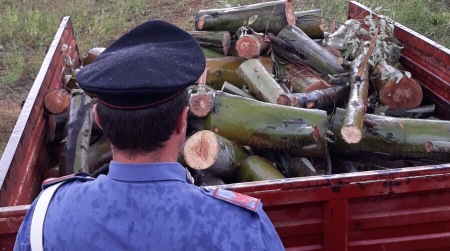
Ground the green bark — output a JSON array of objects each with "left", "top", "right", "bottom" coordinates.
[
  {"left": 341, "top": 45, "right": 369, "bottom": 144},
  {"left": 205, "top": 56, "right": 273, "bottom": 90},
  {"left": 65, "top": 92, "right": 93, "bottom": 174},
  {"left": 323, "top": 19, "right": 361, "bottom": 50},
  {"left": 221, "top": 81, "right": 256, "bottom": 99},
  {"left": 239, "top": 59, "right": 289, "bottom": 104},
  {"left": 269, "top": 25, "right": 348, "bottom": 83},
  {"left": 283, "top": 85, "right": 350, "bottom": 109},
  {"left": 295, "top": 9, "right": 324, "bottom": 39},
  {"left": 195, "top": 0, "right": 289, "bottom": 35},
  {"left": 331, "top": 108, "right": 450, "bottom": 162},
  {"left": 237, "top": 155, "right": 285, "bottom": 182},
  {"left": 189, "top": 31, "right": 231, "bottom": 55},
  {"left": 203, "top": 92, "right": 329, "bottom": 158},
  {"left": 86, "top": 136, "right": 111, "bottom": 174}
]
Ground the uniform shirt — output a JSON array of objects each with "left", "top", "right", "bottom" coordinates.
[{"left": 14, "top": 162, "right": 284, "bottom": 251}]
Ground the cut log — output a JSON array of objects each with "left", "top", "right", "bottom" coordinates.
[
  {"left": 239, "top": 59, "right": 289, "bottom": 104},
  {"left": 295, "top": 9, "right": 324, "bottom": 39},
  {"left": 237, "top": 155, "right": 285, "bottom": 182},
  {"left": 235, "top": 34, "right": 269, "bottom": 59},
  {"left": 331, "top": 108, "right": 450, "bottom": 162},
  {"left": 280, "top": 85, "right": 350, "bottom": 109},
  {"left": 86, "top": 136, "right": 112, "bottom": 174},
  {"left": 221, "top": 81, "right": 256, "bottom": 99},
  {"left": 82, "top": 47, "right": 105, "bottom": 66},
  {"left": 64, "top": 92, "right": 94, "bottom": 174},
  {"left": 340, "top": 43, "right": 370, "bottom": 144},
  {"left": 195, "top": 0, "right": 294, "bottom": 35},
  {"left": 384, "top": 105, "right": 435, "bottom": 118},
  {"left": 267, "top": 152, "right": 327, "bottom": 177},
  {"left": 205, "top": 56, "right": 273, "bottom": 89},
  {"left": 203, "top": 92, "right": 329, "bottom": 158},
  {"left": 196, "top": 172, "right": 226, "bottom": 186},
  {"left": 46, "top": 112, "right": 68, "bottom": 143},
  {"left": 183, "top": 130, "right": 250, "bottom": 178},
  {"left": 189, "top": 31, "right": 231, "bottom": 55},
  {"left": 268, "top": 25, "right": 348, "bottom": 83},
  {"left": 277, "top": 64, "right": 332, "bottom": 93},
  {"left": 201, "top": 48, "right": 225, "bottom": 58},
  {"left": 189, "top": 92, "right": 214, "bottom": 118},
  {"left": 323, "top": 19, "right": 361, "bottom": 50},
  {"left": 44, "top": 88, "right": 71, "bottom": 114},
  {"left": 374, "top": 60, "right": 423, "bottom": 109}
]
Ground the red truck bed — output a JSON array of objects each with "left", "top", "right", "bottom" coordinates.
[{"left": 1, "top": 2, "right": 449, "bottom": 250}]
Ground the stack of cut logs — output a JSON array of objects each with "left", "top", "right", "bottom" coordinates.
[{"left": 44, "top": 0, "right": 450, "bottom": 185}]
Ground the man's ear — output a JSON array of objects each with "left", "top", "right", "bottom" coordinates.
[
  {"left": 93, "top": 103, "right": 103, "bottom": 129},
  {"left": 176, "top": 106, "right": 189, "bottom": 134}
]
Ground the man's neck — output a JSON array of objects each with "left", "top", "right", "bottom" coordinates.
[{"left": 112, "top": 147, "right": 178, "bottom": 164}]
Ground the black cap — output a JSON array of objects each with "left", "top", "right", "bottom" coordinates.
[{"left": 77, "top": 20, "right": 206, "bottom": 110}]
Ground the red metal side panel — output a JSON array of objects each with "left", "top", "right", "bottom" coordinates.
[
  {"left": 227, "top": 164, "right": 450, "bottom": 250},
  {"left": 348, "top": 1, "right": 450, "bottom": 120},
  {"left": 0, "top": 17, "right": 80, "bottom": 207},
  {"left": 0, "top": 206, "right": 29, "bottom": 250}
]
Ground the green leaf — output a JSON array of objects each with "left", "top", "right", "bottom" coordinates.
[{"left": 248, "top": 15, "right": 258, "bottom": 26}]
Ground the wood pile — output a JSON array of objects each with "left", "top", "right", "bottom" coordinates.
[{"left": 43, "top": 0, "right": 450, "bottom": 185}]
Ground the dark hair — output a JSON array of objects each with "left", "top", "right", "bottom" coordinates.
[{"left": 96, "top": 89, "right": 189, "bottom": 153}]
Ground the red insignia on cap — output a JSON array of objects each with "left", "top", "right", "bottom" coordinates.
[{"left": 213, "top": 188, "right": 260, "bottom": 212}]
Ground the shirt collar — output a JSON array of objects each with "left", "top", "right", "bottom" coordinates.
[{"left": 107, "top": 161, "right": 190, "bottom": 183}]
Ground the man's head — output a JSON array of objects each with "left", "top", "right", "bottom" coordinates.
[{"left": 77, "top": 20, "right": 205, "bottom": 157}]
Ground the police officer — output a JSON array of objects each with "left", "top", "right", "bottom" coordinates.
[{"left": 14, "top": 20, "right": 284, "bottom": 251}]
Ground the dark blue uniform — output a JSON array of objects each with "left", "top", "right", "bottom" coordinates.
[{"left": 14, "top": 162, "right": 284, "bottom": 250}]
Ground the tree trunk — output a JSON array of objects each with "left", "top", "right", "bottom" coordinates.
[
  {"left": 237, "top": 155, "right": 285, "bottom": 182},
  {"left": 44, "top": 88, "right": 71, "bottom": 114},
  {"left": 203, "top": 92, "right": 329, "bottom": 158},
  {"left": 295, "top": 9, "right": 324, "bottom": 39},
  {"left": 266, "top": 152, "right": 328, "bottom": 177},
  {"left": 221, "top": 81, "right": 256, "bottom": 99},
  {"left": 384, "top": 105, "right": 435, "bottom": 118},
  {"left": 82, "top": 47, "right": 105, "bottom": 66},
  {"left": 189, "top": 92, "right": 214, "bottom": 118},
  {"left": 195, "top": 0, "right": 294, "bottom": 35},
  {"left": 235, "top": 34, "right": 269, "bottom": 59},
  {"left": 183, "top": 130, "right": 250, "bottom": 178},
  {"left": 201, "top": 48, "right": 225, "bottom": 58},
  {"left": 189, "top": 31, "right": 231, "bottom": 55},
  {"left": 323, "top": 19, "right": 361, "bottom": 50},
  {"left": 331, "top": 108, "right": 450, "bottom": 162},
  {"left": 64, "top": 92, "right": 94, "bottom": 174},
  {"left": 239, "top": 58, "right": 290, "bottom": 104},
  {"left": 205, "top": 56, "right": 273, "bottom": 89},
  {"left": 374, "top": 60, "right": 423, "bottom": 109},
  {"left": 86, "top": 136, "right": 112, "bottom": 174},
  {"left": 269, "top": 25, "right": 348, "bottom": 83},
  {"left": 196, "top": 172, "right": 226, "bottom": 186},
  {"left": 276, "top": 63, "right": 332, "bottom": 93},
  {"left": 340, "top": 45, "right": 369, "bottom": 144},
  {"left": 280, "top": 85, "right": 350, "bottom": 109}
]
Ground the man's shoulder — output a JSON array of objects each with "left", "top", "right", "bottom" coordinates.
[
  {"left": 42, "top": 172, "right": 95, "bottom": 189},
  {"left": 200, "top": 186, "right": 261, "bottom": 213}
]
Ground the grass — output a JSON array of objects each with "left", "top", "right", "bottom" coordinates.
[{"left": 0, "top": 0, "right": 449, "bottom": 156}]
